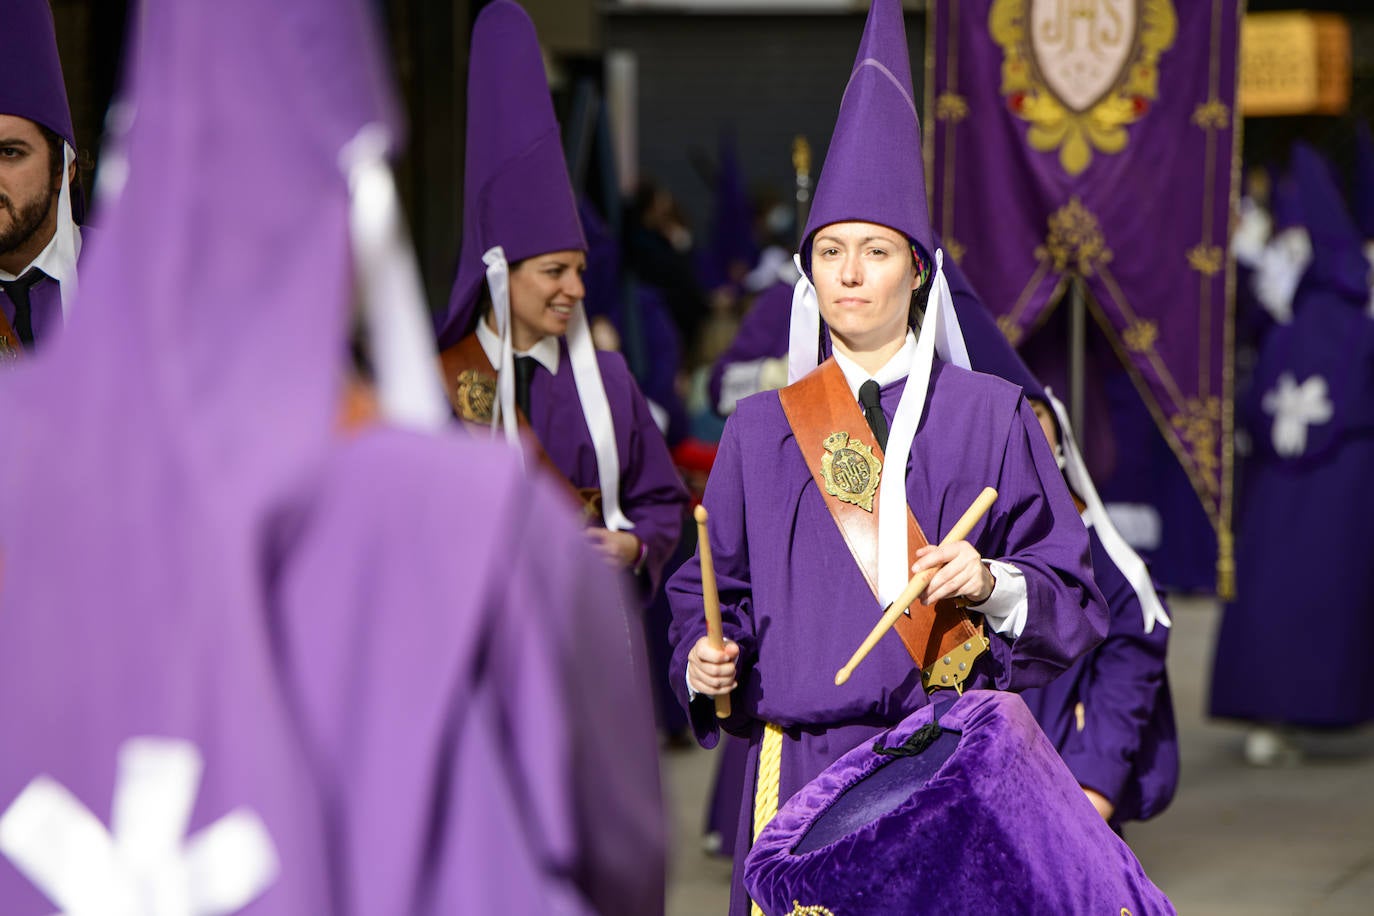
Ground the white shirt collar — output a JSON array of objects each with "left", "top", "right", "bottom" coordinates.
[
  {"left": 475, "top": 314, "right": 561, "bottom": 375},
  {"left": 0, "top": 222, "right": 75, "bottom": 283},
  {"left": 831, "top": 330, "right": 918, "bottom": 400}
]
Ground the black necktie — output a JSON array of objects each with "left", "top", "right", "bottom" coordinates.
[
  {"left": 858, "top": 379, "right": 889, "bottom": 453},
  {"left": 514, "top": 355, "right": 537, "bottom": 418},
  {"left": 0, "top": 269, "right": 46, "bottom": 347}
]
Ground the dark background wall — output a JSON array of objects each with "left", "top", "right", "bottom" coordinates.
[{"left": 604, "top": 10, "right": 927, "bottom": 238}]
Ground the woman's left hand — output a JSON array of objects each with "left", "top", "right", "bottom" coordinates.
[
  {"left": 912, "top": 540, "right": 994, "bottom": 605},
  {"left": 587, "top": 528, "right": 642, "bottom": 568}
]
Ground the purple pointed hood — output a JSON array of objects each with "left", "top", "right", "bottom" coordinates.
[
  {"left": 437, "top": 0, "right": 586, "bottom": 347},
  {"left": 0, "top": 0, "right": 84, "bottom": 225},
  {"left": 702, "top": 127, "right": 758, "bottom": 290},
  {"left": 1353, "top": 122, "right": 1374, "bottom": 241},
  {"left": 0, "top": 0, "right": 75, "bottom": 148},
  {"left": 800, "top": 0, "right": 931, "bottom": 272},
  {"left": 1289, "top": 142, "right": 1368, "bottom": 303}
]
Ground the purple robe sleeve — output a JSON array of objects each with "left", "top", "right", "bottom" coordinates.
[
  {"left": 666, "top": 416, "right": 757, "bottom": 747},
  {"left": 601, "top": 351, "right": 689, "bottom": 595},
  {"left": 978, "top": 398, "right": 1109, "bottom": 690},
  {"left": 1058, "top": 530, "right": 1173, "bottom": 809}
]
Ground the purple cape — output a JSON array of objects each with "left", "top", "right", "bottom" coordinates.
[
  {"left": 1021, "top": 526, "right": 1178, "bottom": 824},
  {"left": 668, "top": 362, "right": 1106, "bottom": 914},
  {"left": 0, "top": 0, "right": 665, "bottom": 909},
  {"left": 744, "top": 691, "right": 1174, "bottom": 915}
]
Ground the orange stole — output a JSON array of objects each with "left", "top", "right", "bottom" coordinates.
[
  {"left": 437, "top": 333, "right": 603, "bottom": 524},
  {"left": 778, "top": 358, "right": 981, "bottom": 673},
  {"left": 0, "top": 310, "right": 24, "bottom": 363}
]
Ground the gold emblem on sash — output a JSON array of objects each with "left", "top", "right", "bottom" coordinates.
[
  {"left": 820, "top": 431, "right": 882, "bottom": 512},
  {"left": 452, "top": 369, "right": 495, "bottom": 423}
]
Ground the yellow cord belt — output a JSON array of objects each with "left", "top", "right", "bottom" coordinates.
[{"left": 749, "top": 722, "right": 786, "bottom": 916}]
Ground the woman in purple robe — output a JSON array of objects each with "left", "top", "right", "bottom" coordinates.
[
  {"left": 666, "top": 3, "right": 1106, "bottom": 912},
  {"left": 433, "top": 1, "right": 687, "bottom": 594}
]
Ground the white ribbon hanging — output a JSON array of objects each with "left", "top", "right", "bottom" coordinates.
[
  {"left": 0, "top": 737, "right": 279, "bottom": 916},
  {"left": 340, "top": 123, "right": 449, "bottom": 432},
  {"left": 787, "top": 253, "right": 820, "bottom": 385},
  {"left": 1045, "top": 390, "right": 1171, "bottom": 634},
  {"left": 47, "top": 143, "right": 83, "bottom": 317},
  {"left": 481, "top": 246, "right": 522, "bottom": 457},
  {"left": 876, "top": 249, "right": 970, "bottom": 605},
  {"left": 566, "top": 301, "right": 635, "bottom": 532}
]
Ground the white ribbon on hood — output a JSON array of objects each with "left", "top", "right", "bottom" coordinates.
[
  {"left": 341, "top": 123, "right": 449, "bottom": 431},
  {"left": 876, "top": 250, "right": 970, "bottom": 605},
  {"left": 1045, "top": 390, "right": 1171, "bottom": 634},
  {"left": 44, "top": 143, "right": 83, "bottom": 316}
]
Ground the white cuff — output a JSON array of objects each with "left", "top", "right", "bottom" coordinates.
[
  {"left": 686, "top": 669, "right": 699, "bottom": 702},
  {"left": 972, "top": 559, "right": 1026, "bottom": 639}
]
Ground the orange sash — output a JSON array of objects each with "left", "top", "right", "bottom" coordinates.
[
  {"left": 437, "top": 333, "right": 603, "bottom": 524},
  {"left": 0, "top": 310, "right": 23, "bottom": 363},
  {"left": 778, "top": 358, "right": 981, "bottom": 677}
]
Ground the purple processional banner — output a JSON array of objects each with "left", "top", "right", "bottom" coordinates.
[{"left": 926, "top": 0, "right": 1242, "bottom": 591}]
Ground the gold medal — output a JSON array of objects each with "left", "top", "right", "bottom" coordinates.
[
  {"left": 820, "top": 431, "right": 882, "bottom": 512},
  {"left": 452, "top": 369, "right": 495, "bottom": 423}
]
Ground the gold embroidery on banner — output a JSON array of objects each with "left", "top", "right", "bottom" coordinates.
[
  {"left": 935, "top": 91, "right": 969, "bottom": 123},
  {"left": 944, "top": 236, "right": 967, "bottom": 264},
  {"left": 0, "top": 337, "right": 18, "bottom": 364},
  {"left": 1171, "top": 396, "right": 1222, "bottom": 492},
  {"left": 1035, "top": 197, "right": 1113, "bottom": 276},
  {"left": 820, "top": 432, "right": 882, "bottom": 513},
  {"left": 1187, "top": 243, "right": 1224, "bottom": 277},
  {"left": 989, "top": 0, "right": 1178, "bottom": 175},
  {"left": 789, "top": 903, "right": 837, "bottom": 916},
  {"left": 452, "top": 369, "right": 495, "bottom": 423},
  {"left": 1192, "top": 97, "right": 1231, "bottom": 130},
  {"left": 1123, "top": 320, "right": 1158, "bottom": 353},
  {"left": 997, "top": 315, "right": 1024, "bottom": 346}
]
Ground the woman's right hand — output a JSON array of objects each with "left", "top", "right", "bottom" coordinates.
[{"left": 687, "top": 636, "right": 740, "bottom": 697}]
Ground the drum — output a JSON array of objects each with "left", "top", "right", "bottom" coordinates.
[{"left": 743, "top": 690, "right": 1173, "bottom": 915}]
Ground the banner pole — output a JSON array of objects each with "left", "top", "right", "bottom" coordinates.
[{"left": 1068, "top": 276, "right": 1086, "bottom": 440}]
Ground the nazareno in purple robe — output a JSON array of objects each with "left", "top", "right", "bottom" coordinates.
[
  {"left": 1021, "top": 525, "right": 1178, "bottom": 826},
  {"left": 0, "top": 0, "right": 666, "bottom": 910},
  {"left": 1210, "top": 143, "right": 1374, "bottom": 729},
  {"left": 668, "top": 360, "right": 1107, "bottom": 914}
]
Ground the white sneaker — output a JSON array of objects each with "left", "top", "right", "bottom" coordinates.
[{"left": 1244, "top": 726, "right": 1303, "bottom": 767}]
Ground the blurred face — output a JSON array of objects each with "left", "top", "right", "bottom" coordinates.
[
  {"left": 810, "top": 221, "right": 918, "bottom": 356},
  {"left": 0, "top": 115, "right": 60, "bottom": 267},
  {"left": 1030, "top": 398, "right": 1060, "bottom": 452},
  {"left": 507, "top": 250, "right": 587, "bottom": 349}
]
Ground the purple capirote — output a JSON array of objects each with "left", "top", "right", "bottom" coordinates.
[{"left": 436, "top": 0, "right": 586, "bottom": 348}]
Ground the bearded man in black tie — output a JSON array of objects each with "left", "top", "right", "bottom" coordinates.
[{"left": 0, "top": 0, "right": 87, "bottom": 357}]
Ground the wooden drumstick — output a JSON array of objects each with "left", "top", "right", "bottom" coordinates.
[
  {"left": 834, "top": 487, "right": 998, "bottom": 686},
  {"left": 694, "top": 505, "right": 732, "bottom": 719}
]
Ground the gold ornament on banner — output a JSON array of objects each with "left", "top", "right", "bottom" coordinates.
[{"left": 990, "top": 0, "right": 1178, "bottom": 175}]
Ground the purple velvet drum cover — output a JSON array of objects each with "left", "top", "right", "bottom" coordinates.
[{"left": 743, "top": 690, "right": 1173, "bottom": 915}]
